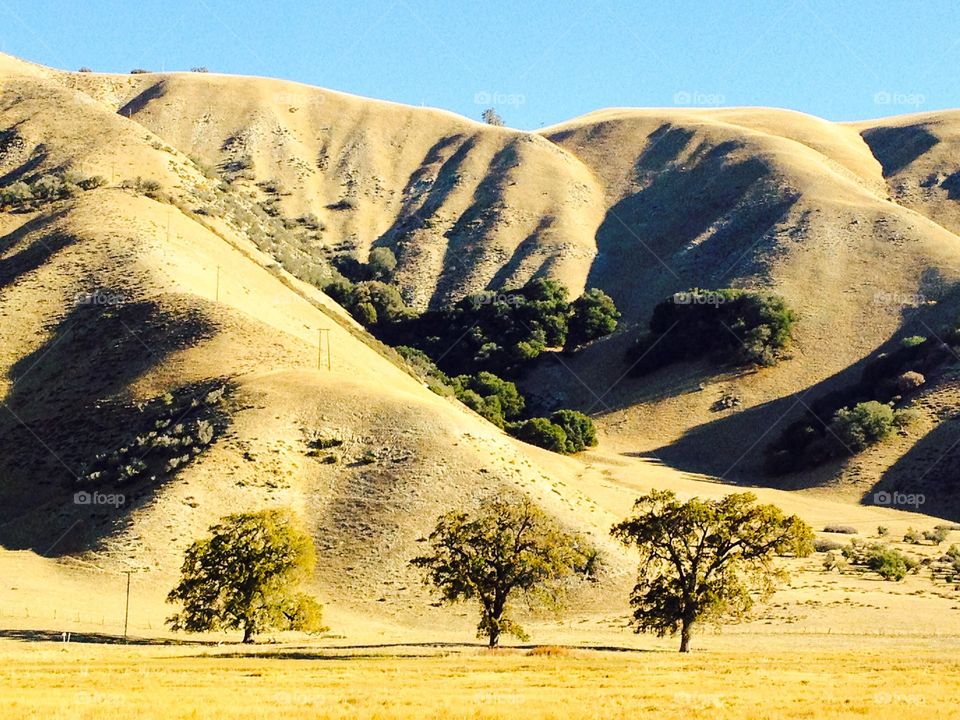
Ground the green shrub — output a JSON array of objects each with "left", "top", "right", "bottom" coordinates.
[
  {"left": 566, "top": 289, "right": 620, "bottom": 350},
  {"left": 828, "top": 401, "right": 894, "bottom": 453},
  {"left": 511, "top": 417, "right": 568, "bottom": 453},
  {"left": 550, "top": 409, "right": 598, "bottom": 453},
  {"left": 865, "top": 546, "right": 915, "bottom": 581},
  {"left": 451, "top": 372, "right": 524, "bottom": 428},
  {"left": 368, "top": 247, "right": 398, "bottom": 281},
  {"left": 901, "top": 335, "right": 926, "bottom": 348},
  {"left": 923, "top": 527, "right": 949, "bottom": 545},
  {"left": 903, "top": 527, "right": 923, "bottom": 544},
  {"left": 841, "top": 540, "right": 918, "bottom": 581}
]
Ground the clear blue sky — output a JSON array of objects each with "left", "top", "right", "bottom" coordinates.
[{"left": 1, "top": 0, "right": 957, "bottom": 129}]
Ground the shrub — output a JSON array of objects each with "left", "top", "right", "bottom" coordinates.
[
  {"left": 481, "top": 108, "right": 504, "bottom": 126},
  {"left": 566, "top": 289, "right": 620, "bottom": 350},
  {"left": 815, "top": 538, "right": 846, "bottom": 552},
  {"left": 324, "top": 278, "right": 415, "bottom": 329},
  {"left": 901, "top": 335, "right": 926, "bottom": 348},
  {"left": 190, "top": 66, "right": 209, "bottom": 73},
  {"left": 368, "top": 247, "right": 398, "bottom": 281},
  {"left": 923, "top": 527, "right": 950, "bottom": 546},
  {"left": 823, "top": 525, "right": 857, "bottom": 535},
  {"left": 842, "top": 540, "right": 918, "bottom": 581},
  {"left": 828, "top": 401, "right": 894, "bottom": 453},
  {"left": 550, "top": 409, "right": 598, "bottom": 453},
  {"left": 877, "top": 525, "right": 889, "bottom": 537},
  {"left": 903, "top": 527, "right": 923, "bottom": 544},
  {"left": 451, "top": 372, "right": 525, "bottom": 428},
  {"left": 895, "top": 370, "right": 925, "bottom": 394},
  {"left": 78, "top": 66, "right": 93, "bottom": 72},
  {"left": 130, "top": 68, "right": 151, "bottom": 74},
  {"left": 511, "top": 417, "right": 568, "bottom": 453},
  {"left": 865, "top": 547, "right": 916, "bottom": 581}
]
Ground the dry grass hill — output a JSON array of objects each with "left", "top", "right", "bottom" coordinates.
[{"left": 2, "top": 52, "right": 960, "bottom": 646}]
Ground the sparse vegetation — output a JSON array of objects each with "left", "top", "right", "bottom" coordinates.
[
  {"left": 481, "top": 108, "right": 504, "bottom": 126},
  {"left": 840, "top": 541, "right": 919, "bottom": 581},
  {"left": 767, "top": 326, "right": 960, "bottom": 474},
  {"left": 612, "top": 490, "right": 813, "bottom": 652},
  {"left": 411, "top": 495, "right": 600, "bottom": 647},
  {"left": 167, "top": 509, "right": 326, "bottom": 643},
  {"left": 0, "top": 171, "right": 106, "bottom": 211}
]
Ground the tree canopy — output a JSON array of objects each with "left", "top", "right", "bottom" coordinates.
[
  {"left": 411, "top": 495, "right": 601, "bottom": 646},
  {"left": 611, "top": 490, "right": 813, "bottom": 652},
  {"left": 166, "top": 509, "right": 326, "bottom": 643}
]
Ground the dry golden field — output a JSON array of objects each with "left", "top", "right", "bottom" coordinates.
[{"left": 2, "top": 639, "right": 959, "bottom": 720}]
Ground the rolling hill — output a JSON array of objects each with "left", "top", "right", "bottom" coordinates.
[{"left": 2, "top": 52, "right": 960, "bottom": 642}]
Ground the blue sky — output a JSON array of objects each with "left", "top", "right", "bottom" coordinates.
[{"left": 1, "top": 0, "right": 957, "bottom": 129}]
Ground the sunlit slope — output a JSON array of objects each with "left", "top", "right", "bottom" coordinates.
[{"left": 68, "top": 69, "right": 606, "bottom": 309}]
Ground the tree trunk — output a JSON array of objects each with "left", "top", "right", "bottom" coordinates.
[
  {"left": 242, "top": 624, "right": 255, "bottom": 644},
  {"left": 488, "top": 625, "right": 500, "bottom": 648},
  {"left": 679, "top": 618, "right": 693, "bottom": 653}
]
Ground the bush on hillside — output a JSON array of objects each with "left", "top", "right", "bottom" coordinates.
[
  {"left": 451, "top": 372, "right": 525, "bottom": 428},
  {"left": 511, "top": 417, "right": 568, "bottom": 453},
  {"left": 549, "top": 409, "right": 598, "bottom": 453},
  {"left": 566, "top": 289, "right": 620, "bottom": 350}
]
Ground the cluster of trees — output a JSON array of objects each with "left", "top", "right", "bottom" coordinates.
[
  {"left": 324, "top": 275, "right": 617, "bottom": 454},
  {"left": 168, "top": 491, "right": 812, "bottom": 653},
  {"left": 396, "top": 347, "right": 598, "bottom": 453},
  {"left": 0, "top": 172, "right": 106, "bottom": 211},
  {"left": 392, "top": 279, "right": 620, "bottom": 377},
  {"left": 324, "top": 278, "right": 414, "bottom": 328},
  {"left": 765, "top": 330, "right": 956, "bottom": 474},
  {"left": 626, "top": 288, "right": 797, "bottom": 375}
]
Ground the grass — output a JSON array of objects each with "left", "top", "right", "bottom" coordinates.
[{"left": 2, "top": 641, "right": 959, "bottom": 719}]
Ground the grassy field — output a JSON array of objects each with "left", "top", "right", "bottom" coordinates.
[{"left": 2, "top": 639, "right": 960, "bottom": 720}]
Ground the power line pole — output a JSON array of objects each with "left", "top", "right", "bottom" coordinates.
[
  {"left": 215, "top": 266, "right": 221, "bottom": 302},
  {"left": 122, "top": 570, "right": 133, "bottom": 642}
]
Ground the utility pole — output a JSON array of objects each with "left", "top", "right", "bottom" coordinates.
[
  {"left": 215, "top": 266, "right": 221, "bottom": 302},
  {"left": 122, "top": 570, "right": 133, "bottom": 642}
]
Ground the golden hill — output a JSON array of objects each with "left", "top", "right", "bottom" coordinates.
[{"left": 2, "top": 52, "right": 960, "bottom": 643}]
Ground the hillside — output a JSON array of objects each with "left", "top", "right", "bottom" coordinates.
[{"left": 2, "top": 52, "right": 960, "bottom": 643}]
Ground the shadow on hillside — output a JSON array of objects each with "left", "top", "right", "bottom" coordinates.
[
  {"left": 861, "top": 124, "right": 940, "bottom": 178},
  {"left": 430, "top": 140, "right": 522, "bottom": 308},
  {"left": 586, "top": 124, "right": 799, "bottom": 317},
  {"left": 642, "top": 292, "right": 960, "bottom": 490},
  {"left": 0, "top": 211, "right": 73, "bottom": 289},
  {"left": 0, "top": 294, "right": 222, "bottom": 554},
  {"left": 118, "top": 80, "right": 166, "bottom": 118},
  {"left": 873, "top": 415, "right": 960, "bottom": 522}
]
